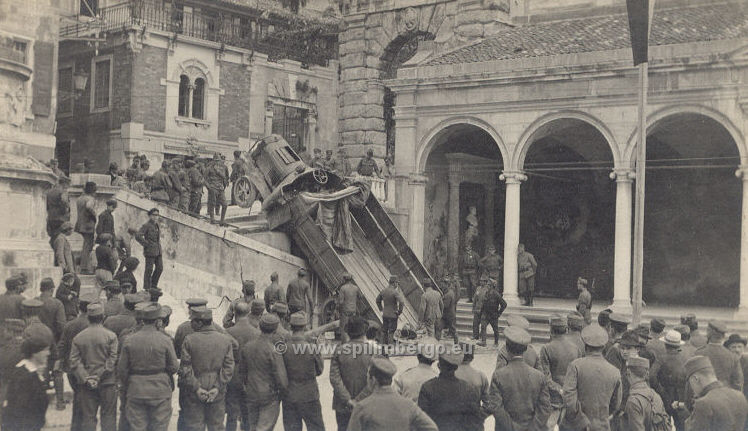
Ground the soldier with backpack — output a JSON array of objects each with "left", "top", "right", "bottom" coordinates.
[{"left": 624, "top": 356, "right": 671, "bottom": 431}]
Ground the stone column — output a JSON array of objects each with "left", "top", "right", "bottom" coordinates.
[
  {"left": 500, "top": 171, "right": 526, "bottom": 306},
  {"left": 408, "top": 173, "right": 429, "bottom": 261},
  {"left": 448, "top": 175, "right": 461, "bottom": 272},
  {"left": 736, "top": 166, "right": 748, "bottom": 313},
  {"left": 264, "top": 101, "right": 274, "bottom": 137},
  {"left": 610, "top": 168, "right": 635, "bottom": 313},
  {"left": 307, "top": 112, "right": 317, "bottom": 152},
  {"left": 484, "top": 183, "right": 496, "bottom": 250}
]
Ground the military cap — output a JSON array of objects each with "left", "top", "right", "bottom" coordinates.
[
  {"left": 185, "top": 298, "right": 208, "bottom": 307},
  {"left": 124, "top": 293, "right": 142, "bottom": 305},
  {"left": 567, "top": 312, "right": 585, "bottom": 330},
  {"left": 609, "top": 313, "right": 631, "bottom": 325},
  {"left": 684, "top": 355, "right": 714, "bottom": 378},
  {"left": 87, "top": 303, "right": 104, "bottom": 317},
  {"left": 341, "top": 272, "right": 353, "bottom": 281},
  {"left": 724, "top": 333, "right": 747, "bottom": 348},
  {"left": 505, "top": 326, "right": 532, "bottom": 346},
  {"left": 4, "top": 318, "right": 26, "bottom": 332},
  {"left": 21, "top": 299, "right": 43, "bottom": 309},
  {"left": 661, "top": 329, "right": 685, "bottom": 347},
  {"left": 674, "top": 325, "right": 690, "bottom": 337},
  {"left": 148, "top": 208, "right": 159, "bottom": 215},
  {"left": 104, "top": 279, "right": 120, "bottom": 289},
  {"left": 708, "top": 320, "right": 727, "bottom": 334},
  {"left": 620, "top": 330, "right": 643, "bottom": 348},
  {"left": 650, "top": 318, "right": 666, "bottom": 333},
  {"left": 289, "top": 312, "right": 307, "bottom": 327},
  {"left": 159, "top": 305, "right": 172, "bottom": 320},
  {"left": 190, "top": 306, "right": 212, "bottom": 320},
  {"left": 506, "top": 315, "right": 530, "bottom": 330},
  {"left": 272, "top": 302, "right": 288, "bottom": 315},
  {"left": 635, "top": 322, "right": 651, "bottom": 340},
  {"left": 626, "top": 356, "right": 650, "bottom": 369},
  {"left": 242, "top": 280, "right": 255, "bottom": 291},
  {"left": 680, "top": 313, "right": 697, "bottom": 325},
  {"left": 417, "top": 341, "right": 439, "bottom": 361},
  {"left": 439, "top": 347, "right": 464, "bottom": 366},
  {"left": 250, "top": 299, "right": 265, "bottom": 313},
  {"left": 346, "top": 316, "right": 368, "bottom": 338},
  {"left": 134, "top": 302, "right": 151, "bottom": 312},
  {"left": 137, "top": 290, "right": 152, "bottom": 302},
  {"left": 40, "top": 277, "right": 55, "bottom": 291},
  {"left": 60, "top": 221, "right": 74, "bottom": 232},
  {"left": 98, "top": 233, "right": 113, "bottom": 243},
  {"left": 79, "top": 291, "right": 99, "bottom": 304},
  {"left": 370, "top": 356, "right": 398, "bottom": 377},
  {"left": 136, "top": 303, "right": 162, "bottom": 320},
  {"left": 389, "top": 275, "right": 398, "bottom": 284},
  {"left": 549, "top": 314, "right": 567, "bottom": 329},
  {"left": 259, "top": 313, "right": 280, "bottom": 332},
  {"left": 581, "top": 324, "right": 608, "bottom": 347},
  {"left": 5, "top": 274, "right": 27, "bottom": 290}
]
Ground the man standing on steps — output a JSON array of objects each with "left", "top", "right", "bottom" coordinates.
[
  {"left": 419, "top": 280, "right": 443, "bottom": 339},
  {"left": 576, "top": 277, "right": 592, "bottom": 325},
  {"left": 376, "top": 276, "right": 405, "bottom": 345},
  {"left": 441, "top": 281, "right": 459, "bottom": 344},
  {"left": 185, "top": 159, "right": 204, "bottom": 216},
  {"left": 54, "top": 222, "right": 76, "bottom": 275},
  {"left": 135, "top": 208, "right": 163, "bottom": 293},
  {"left": 76, "top": 181, "right": 98, "bottom": 274},
  {"left": 461, "top": 244, "right": 479, "bottom": 302},
  {"left": 478, "top": 282, "right": 506, "bottom": 347},
  {"left": 517, "top": 243, "right": 537, "bottom": 306},
  {"left": 286, "top": 268, "right": 313, "bottom": 316},
  {"left": 478, "top": 245, "right": 503, "bottom": 294},
  {"left": 150, "top": 161, "right": 173, "bottom": 205},
  {"left": 471, "top": 274, "right": 490, "bottom": 340},
  {"left": 336, "top": 273, "right": 360, "bottom": 343},
  {"left": 46, "top": 175, "right": 71, "bottom": 245},
  {"left": 205, "top": 153, "right": 229, "bottom": 224}
]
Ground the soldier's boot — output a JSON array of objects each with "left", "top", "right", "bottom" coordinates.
[{"left": 220, "top": 204, "right": 228, "bottom": 223}]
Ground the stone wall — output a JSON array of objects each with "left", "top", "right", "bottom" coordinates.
[
  {"left": 131, "top": 45, "right": 167, "bottom": 133},
  {"left": 218, "top": 62, "right": 252, "bottom": 143}
]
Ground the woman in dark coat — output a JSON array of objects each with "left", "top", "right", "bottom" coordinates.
[{"left": 1, "top": 336, "right": 51, "bottom": 431}]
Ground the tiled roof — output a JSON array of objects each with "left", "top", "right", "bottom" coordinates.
[{"left": 426, "top": 2, "right": 748, "bottom": 66}]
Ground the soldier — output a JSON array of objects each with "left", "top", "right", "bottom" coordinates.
[
  {"left": 36, "top": 278, "right": 66, "bottom": 343},
  {"left": 263, "top": 272, "right": 285, "bottom": 312},
  {"left": 324, "top": 149, "right": 337, "bottom": 173},
  {"left": 337, "top": 272, "right": 360, "bottom": 343},
  {"left": 53, "top": 221, "right": 76, "bottom": 274},
  {"left": 223, "top": 280, "right": 256, "bottom": 328},
  {"left": 114, "top": 257, "right": 140, "bottom": 293},
  {"left": 104, "top": 280, "right": 125, "bottom": 317},
  {"left": 248, "top": 299, "right": 265, "bottom": 329},
  {"left": 356, "top": 148, "right": 381, "bottom": 177},
  {"left": 96, "top": 199, "right": 117, "bottom": 242},
  {"left": 478, "top": 282, "right": 507, "bottom": 347},
  {"left": 495, "top": 315, "right": 542, "bottom": 371},
  {"left": 566, "top": 311, "right": 586, "bottom": 356},
  {"left": 56, "top": 273, "right": 81, "bottom": 321},
  {"left": 418, "top": 346, "right": 485, "bottom": 431},
  {"left": 441, "top": 280, "right": 459, "bottom": 344},
  {"left": 563, "top": 324, "right": 622, "bottom": 431},
  {"left": 179, "top": 307, "right": 235, "bottom": 431},
  {"left": 605, "top": 313, "right": 631, "bottom": 362},
  {"left": 683, "top": 355, "right": 748, "bottom": 431},
  {"left": 654, "top": 330, "right": 688, "bottom": 431},
  {"left": 455, "top": 341, "right": 490, "bottom": 410},
  {"left": 0, "top": 274, "right": 26, "bottom": 326},
  {"left": 394, "top": 343, "right": 438, "bottom": 403},
  {"left": 681, "top": 314, "right": 707, "bottom": 349},
  {"left": 540, "top": 314, "right": 582, "bottom": 428},
  {"left": 471, "top": 274, "right": 490, "bottom": 340},
  {"left": 282, "top": 311, "right": 325, "bottom": 431},
  {"left": 46, "top": 174, "right": 71, "bottom": 241},
  {"left": 104, "top": 293, "right": 142, "bottom": 337},
  {"left": 69, "top": 303, "right": 119, "bottom": 431},
  {"left": 176, "top": 159, "right": 190, "bottom": 211},
  {"left": 675, "top": 325, "right": 696, "bottom": 360},
  {"left": 150, "top": 161, "right": 172, "bottom": 204},
  {"left": 419, "top": 279, "right": 443, "bottom": 338},
  {"left": 724, "top": 333, "right": 748, "bottom": 400},
  {"left": 375, "top": 276, "right": 405, "bottom": 345},
  {"left": 174, "top": 298, "right": 209, "bottom": 359},
  {"left": 623, "top": 356, "right": 670, "bottom": 431},
  {"left": 57, "top": 297, "right": 92, "bottom": 431},
  {"left": 118, "top": 302, "right": 179, "bottom": 431},
  {"left": 517, "top": 243, "right": 538, "bottom": 306},
  {"left": 76, "top": 181, "right": 98, "bottom": 274},
  {"left": 185, "top": 159, "right": 204, "bottom": 215},
  {"left": 461, "top": 244, "right": 479, "bottom": 302},
  {"left": 311, "top": 148, "right": 325, "bottom": 169},
  {"left": 337, "top": 148, "right": 351, "bottom": 177},
  {"left": 205, "top": 153, "right": 229, "bottom": 224},
  {"left": 349, "top": 356, "right": 438, "bottom": 431},
  {"left": 486, "top": 327, "right": 551, "bottom": 430},
  {"left": 135, "top": 208, "right": 163, "bottom": 292},
  {"left": 240, "top": 313, "right": 287, "bottom": 431},
  {"left": 695, "top": 320, "right": 743, "bottom": 391},
  {"left": 330, "top": 316, "right": 374, "bottom": 430},
  {"left": 478, "top": 245, "right": 503, "bottom": 293},
  {"left": 576, "top": 277, "right": 592, "bottom": 325},
  {"left": 225, "top": 302, "right": 260, "bottom": 431},
  {"left": 167, "top": 158, "right": 186, "bottom": 208},
  {"left": 271, "top": 302, "right": 291, "bottom": 338},
  {"left": 286, "top": 268, "right": 313, "bottom": 316},
  {"left": 94, "top": 233, "right": 117, "bottom": 297}
]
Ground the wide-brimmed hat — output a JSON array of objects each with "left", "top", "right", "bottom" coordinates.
[
  {"left": 661, "top": 329, "right": 685, "bottom": 347},
  {"left": 724, "top": 333, "right": 747, "bottom": 348}
]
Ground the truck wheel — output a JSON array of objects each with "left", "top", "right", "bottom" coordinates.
[{"left": 232, "top": 177, "right": 257, "bottom": 209}]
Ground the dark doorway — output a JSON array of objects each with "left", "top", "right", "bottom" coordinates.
[{"left": 55, "top": 140, "right": 72, "bottom": 175}]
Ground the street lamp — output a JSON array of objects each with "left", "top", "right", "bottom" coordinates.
[{"left": 73, "top": 72, "right": 88, "bottom": 97}]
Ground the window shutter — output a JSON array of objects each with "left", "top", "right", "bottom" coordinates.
[{"left": 32, "top": 41, "right": 55, "bottom": 117}]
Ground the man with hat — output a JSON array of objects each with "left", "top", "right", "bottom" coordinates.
[
  {"left": 563, "top": 324, "right": 622, "bottom": 431},
  {"left": 419, "top": 345, "right": 484, "bottom": 430},
  {"left": 46, "top": 173, "right": 71, "bottom": 242},
  {"left": 461, "top": 243, "right": 480, "bottom": 302},
  {"left": 118, "top": 302, "right": 179, "bottom": 431},
  {"left": 330, "top": 316, "right": 374, "bottom": 430},
  {"left": 174, "top": 298, "right": 209, "bottom": 358},
  {"left": 96, "top": 199, "right": 118, "bottom": 241},
  {"left": 54, "top": 273, "right": 80, "bottom": 323},
  {"left": 623, "top": 356, "right": 669, "bottom": 431},
  {"left": 157, "top": 305, "right": 172, "bottom": 334},
  {"left": 76, "top": 181, "right": 98, "bottom": 274},
  {"left": 336, "top": 272, "right": 360, "bottom": 343},
  {"left": 348, "top": 356, "right": 437, "bottom": 431},
  {"left": 179, "top": 307, "right": 236, "bottom": 431},
  {"left": 148, "top": 288, "right": 163, "bottom": 303},
  {"left": 104, "top": 280, "right": 126, "bottom": 317},
  {"left": 248, "top": 299, "right": 265, "bottom": 329},
  {"left": 540, "top": 314, "right": 582, "bottom": 427},
  {"left": 654, "top": 330, "right": 688, "bottom": 431},
  {"left": 104, "top": 293, "right": 143, "bottom": 337},
  {"left": 135, "top": 208, "right": 163, "bottom": 292},
  {"left": 681, "top": 314, "right": 707, "bottom": 349},
  {"left": 271, "top": 302, "right": 291, "bottom": 336},
  {"left": 566, "top": 311, "right": 586, "bottom": 356},
  {"left": 605, "top": 313, "right": 631, "bottom": 363},
  {"left": 576, "top": 277, "right": 593, "bottom": 325},
  {"left": 599, "top": 308, "right": 613, "bottom": 330},
  {"left": 517, "top": 243, "right": 538, "bottom": 306},
  {"left": 478, "top": 280, "right": 507, "bottom": 347},
  {"left": 223, "top": 280, "right": 256, "bottom": 328},
  {"left": 225, "top": 302, "right": 260, "bottom": 431},
  {"left": 394, "top": 341, "right": 438, "bottom": 403},
  {"left": 70, "top": 302, "right": 119, "bottom": 431},
  {"left": 115, "top": 257, "right": 140, "bottom": 293},
  {"left": 53, "top": 221, "right": 76, "bottom": 274},
  {"left": 695, "top": 320, "right": 743, "bottom": 391},
  {"left": 1, "top": 275, "right": 26, "bottom": 326},
  {"left": 683, "top": 355, "right": 748, "bottom": 431},
  {"left": 376, "top": 275, "right": 405, "bottom": 345},
  {"left": 471, "top": 273, "right": 490, "bottom": 339},
  {"left": 478, "top": 245, "right": 503, "bottom": 293},
  {"left": 418, "top": 279, "right": 443, "bottom": 339},
  {"left": 441, "top": 279, "right": 459, "bottom": 344},
  {"left": 356, "top": 148, "right": 381, "bottom": 178},
  {"left": 57, "top": 295, "right": 93, "bottom": 430},
  {"left": 167, "top": 158, "right": 186, "bottom": 208},
  {"left": 494, "top": 315, "right": 541, "bottom": 371},
  {"left": 263, "top": 272, "right": 285, "bottom": 313},
  {"left": 287, "top": 268, "right": 313, "bottom": 316},
  {"left": 151, "top": 161, "right": 173, "bottom": 204},
  {"left": 486, "top": 327, "right": 551, "bottom": 430},
  {"left": 94, "top": 233, "right": 118, "bottom": 295},
  {"left": 177, "top": 158, "right": 191, "bottom": 211},
  {"left": 323, "top": 149, "right": 338, "bottom": 173},
  {"left": 724, "top": 333, "right": 748, "bottom": 400},
  {"left": 36, "top": 278, "right": 66, "bottom": 342},
  {"left": 241, "top": 313, "right": 287, "bottom": 431},
  {"left": 281, "top": 311, "right": 325, "bottom": 431},
  {"left": 455, "top": 340, "right": 490, "bottom": 409}
]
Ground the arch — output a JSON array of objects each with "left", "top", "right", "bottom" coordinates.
[
  {"left": 416, "top": 116, "right": 508, "bottom": 173},
  {"left": 513, "top": 110, "right": 620, "bottom": 171},
  {"left": 623, "top": 104, "right": 746, "bottom": 164},
  {"left": 172, "top": 58, "right": 214, "bottom": 87}
]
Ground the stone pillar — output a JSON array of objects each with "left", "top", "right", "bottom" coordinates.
[
  {"left": 484, "top": 183, "right": 496, "bottom": 250},
  {"left": 500, "top": 171, "right": 526, "bottom": 306},
  {"left": 610, "top": 168, "right": 635, "bottom": 313},
  {"left": 307, "top": 112, "right": 317, "bottom": 152},
  {"left": 264, "top": 101, "right": 274, "bottom": 137},
  {"left": 736, "top": 166, "right": 748, "bottom": 313},
  {"left": 408, "top": 173, "right": 429, "bottom": 260},
  {"left": 448, "top": 175, "right": 461, "bottom": 272}
]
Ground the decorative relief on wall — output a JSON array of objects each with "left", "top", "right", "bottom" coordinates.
[{"left": 0, "top": 75, "right": 26, "bottom": 127}]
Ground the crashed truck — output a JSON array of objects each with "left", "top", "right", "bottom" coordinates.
[{"left": 231, "top": 134, "right": 439, "bottom": 333}]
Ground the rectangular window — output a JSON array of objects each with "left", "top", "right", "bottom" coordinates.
[
  {"left": 276, "top": 146, "right": 300, "bottom": 165},
  {"left": 12, "top": 40, "right": 27, "bottom": 64},
  {"left": 91, "top": 57, "right": 112, "bottom": 111},
  {"left": 57, "top": 66, "right": 74, "bottom": 115},
  {"left": 271, "top": 103, "right": 308, "bottom": 153}
]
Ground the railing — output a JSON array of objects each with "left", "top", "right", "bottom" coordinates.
[{"left": 350, "top": 174, "right": 390, "bottom": 204}]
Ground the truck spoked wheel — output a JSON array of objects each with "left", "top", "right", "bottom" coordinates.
[
  {"left": 232, "top": 177, "right": 257, "bottom": 208},
  {"left": 312, "top": 169, "right": 328, "bottom": 185}
]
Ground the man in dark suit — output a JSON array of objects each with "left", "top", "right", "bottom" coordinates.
[
  {"left": 135, "top": 208, "right": 163, "bottom": 292},
  {"left": 95, "top": 199, "right": 117, "bottom": 242},
  {"left": 683, "top": 355, "right": 748, "bottom": 431},
  {"left": 695, "top": 321, "right": 743, "bottom": 391}
]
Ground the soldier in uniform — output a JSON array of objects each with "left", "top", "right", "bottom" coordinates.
[
  {"left": 179, "top": 307, "right": 236, "bottom": 431},
  {"left": 356, "top": 148, "right": 381, "bottom": 177},
  {"left": 311, "top": 148, "right": 325, "bottom": 169},
  {"left": 185, "top": 159, "right": 204, "bottom": 216},
  {"left": 605, "top": 313, "right": 631, "bottom": 362},
  {"left": 486, "top": 327, "right": 551, "bottom": 430},
  {"left": 176, "top": 159, "right": 190, "bottom": 211},
  {"left": 337, "top": 272, "right": 360, "bottom": 343},
  {"left": 471, "top": 274, "right": 490, "bottom": 340},
  {"left": 324, "top": 149, "right": 337, "bottom": 173},
  {"left": 683, "top": 355, "right": 748, "bottom": 431},
  {"left": 56, "top": 273, "right": 80, "bottom": 321},
  {"left": 57, "top": 296, "right": 93, "bottom": 430},
  {"left": 69, "top": 303, "right": 119, "bottom": 431},
  {"left": 576, "top": 278, "right": 592, "bottom": 325},
  {"left": 455, "top": 341, "right": 490, "bottom": 410},
  {"left": 205, "top": 153, "right": 229, "bottom": 224},
  {"left": 337, "top": 148, "right": 351, "bottom": 177},
  {"left": 96, "top": 199, "right": 117, "bottom": 242},
  {"left": 114, "top": 257, "right": 140, "bottom": 293},
  {"left": 517, "top": 243, "right": 538, "bottom": 306},
  {"left": 330, "top": 316, "right": 374, "bottom": 430},
  {"left": 394, "top": 344, "right": 438, "bottom": 403},
  {"left": 36, "top": 278, "right": 67, "bottom": 409},
  {"left": 75, "top": 181, "right": 98, "bottom": 274},
  {"left": 104, "top": 280, "right": 125, "bottom": 318},
  {"left": 223, "top": 280, "right": 256, "bottom": 328},
  {"left": 46, "top": 174, "right": 71, "bottom": 243},
  {"left": 271, "top": 302, "right": 291, "bottom": 337},
  {"left": 495, "top": 315, "right": 542, "bottom": 371},
  {"left": 225, "top": 302, "right": 260, "bottom": 431},
  {"left": 286, "top": 268, "right": 313, "bottom": 315},
  {"left": 478, "top": 282, "right": 507, "bottom": 347},
  {"left": 263, "top": 272, "right": 285, "bottom": 313},
  {"left": 118, "top": 302, "right": 179, "bottom": 431},
  {"left": 173, "top": 298, "right": 207, "bottom": 431},
  {"left": 104, "top": 293, "right": 142, "bottom": 337},
  {"left": 654, "top": 330, "right": 688, "bottom": 431},
  {"left": 248, "top": 299, "right": 265, "bottom": 329},
  {"left": 441, "top": 281, "right": 459, "bottom": 344},
  {"left": 566, "top": 312, "right": 586, "bottom": 356},
  {"left": 540, "top": 314, "right": 583, "bottom": 429},
  {"left": 135, "top": 208, "right": 163, "bottom": 292},
  {"left": 375, "top": 276, "right": 405, "bottom": 345},
  {"left": 648, "top": 318, "right": 668, "bottom": 361},
  {"left": 724, "top": 333, "right": 748, "bottom": 401},
  {"left": 150, "top": 161, "right": 172, "bottom": 204},
  {"left": 478, "top": 245, "right": 503, "bottom": 293},
  {"left": 623, "top": 356, "right": 669, "bottom": 431},
  {"left": 681, "top": 314, "right": 707, "bottom": 349},
  {"left": 240, "top": 313, "right": 287, "bottom": 431},
  {"left": 419, "top": 280, "right": 443, "bottom": 338},
  {"left": 166, "top": 158, "right": 185, "bottom": 208},
  {"left": 282, "top": 311, "right": 325, "bottom": 431},
  {"left": 461, "top": 244, "right": 479, "bottom": 302},
  {"left": 695, "top": 320, "right": 743, "bottom": 391},
  {"left": 1, "top": 274, "right": 26, "bottom": 332},
  {"left": 675, "top": 325, "right": 696, "bottom": 360},
  {"left": 54, "top": 221, "right": 76, "bottom": 274}
]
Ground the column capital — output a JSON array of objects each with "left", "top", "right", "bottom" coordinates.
[
  {"left": 500, "top": 171, "right": 527, "bottom": 184},
  {"left": 610, "top": 168, "right": 636, "bottom": 183},
  {"left": 408, "top": 172, "right": 428, "bottom": 185}
]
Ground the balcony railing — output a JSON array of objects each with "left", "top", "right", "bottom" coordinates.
[{"left": 350, "top": 174, "right": 393, "bottom": 206}]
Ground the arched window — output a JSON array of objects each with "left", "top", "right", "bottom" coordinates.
[
  {"left": 178, "top": 75, "right": 190, "bottom": 117},
  {"left": 192, "top": 78, "right": 205, "bottom": 119}
]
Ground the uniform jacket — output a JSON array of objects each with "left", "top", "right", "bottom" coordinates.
[
  {"left": 419, "top": 288, "right": 443, "bottom": 322},
  {"left": 70, "top": 324, "right": 118, "bottom": 386},
  {"left": 1, "top": 361, "right": 49, "bottom": 431},
  {"left": 283, "top": 332, "right": 324, "bottom": 403},
  {"left": 487, "top": 357, "right": 551, "bottom": 431},
  {"left": 240, "top": 332, "right": 287, "bottom": 404},
  {"left": 226, "top": 318, "right": 260, "bottom": 391},
  {"left": 517, "top": 252, "right": 538, "bottom": 279},
  {"left": 376, "top": 286, "right": 405, "bottom": 319},
  {"left": 104, "top": 297, "right": 126, "bottom": 318},
  {"left": 103, "top": 311, "right": 137, "bottom": 338},
  {"left": 179, "top": 325, "right": 235, "bottom": 399},
  {"left": 177, "top": 168, "right": 189, "bottom": 194},
  {"left": 337, "top": 282, "right": 359, "bottom": 314},
  {"left": 418, "top": 373, "right": 485, "bottom": 431},
  {"left": 36, "top": 294, "right": 66, "bottom": 341},
  {"left": 330, "top": 339, "right": 374, "bottom": 411},
  {"left": 680, "top": 343, "right": 697, "bottom": 360},
  {"left": 187, "top": 166, "right": 204, "bottom": 194},
  {"left": 118, "top": 325, "right": 178, "bottom": 400},
  {"left": 685, "top": 381, "right": 748, "bottom": 431},
  {"left": 96, "top": 209, "right": 115, "bottom": 239},
  {"left": 263, "top": 281, "right": 286, "bottom": 312},
  {"left": 624, "top": 381, "right": 668, "bottom": 431},
  {"left": 150, "top": 169, "right": 172, "bottom": 201},
  {"left": 654, "top": 349, "right": 687, "bottom": 420},
  {"left": 204, "top": 161, "right": 228, "bottom": 191},
  {"left": 577, "top": 288, "right": 592, "bottom": 323},
  {"left": 75, "top": 193, "right": 97, "bottom": 234},
  {"left": 540, "top": 336, "right": 582, "bottom": 405},
  {"left": 497, "top": 343, "right": 541, "bottom": 371},
  {"left": 57, "top": 314, "right": 88, "bottom": 372},
  {"left": 136, "top": 220, "right": 161, "bottom": 257},
  {"left": 690, "top": 331, "right": 708, "bottom": 349},
  {"left": 46, "top": 185, "right": 70, "bottom": 222},
  {"left": 473, "top": 285, "right": 489, "bottom": 313},
  {"left": 479, "top": 253, "right": 503, "bottom": 279},
  {"left": 482, "top": 289, "right": 507, "bottom": 319},
  {"left": 646, "top": 337, "right": 667, "bottom": 365},
  {"left": 286, "top": 277, "right": 311, "bottom": 309},
  {"left": 562, "top": 352, "right": 622, "bottom": 431},
  {"left": 565, "top": 330, "right": 586, "bottom": 358},
  {"left": 167, "top": 167, "right": 186, "bottom": 197},
  {"left": 113, "top": 270, "right": 137, "bottom": 293},
  {"left": 456, "top": 363, "right": 490, "bottom": 407},
  {"left": 53, "top": 233, "right": 75, "bottom": 274},
  {"left": 174, "top": 321, "right": 192, "bottom": 359},
  {"left": 461, "top": 249, "right": 479, "bottom": 273},
  {"left": 349, "top": 386, "right": 438, "bottom": 431},
  {"left": 442, "top": 289, "right": 457, "bottom": 320},
  {"left": 394, "top": 363, "right": 438, "bottom": 403},
  {"left": 0, "top": 293, "right": 24, "bottom": 325},
  {"left": 223, "top": 296, "right": 253, "bottom": 328},
  {"left": 695, "top": 343, "right": 744, "bottom": 391}
]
